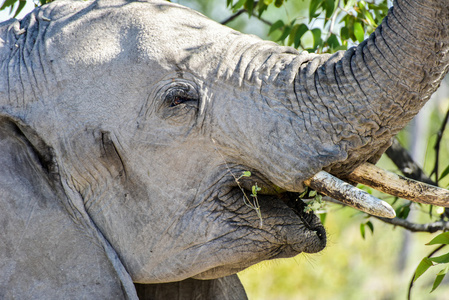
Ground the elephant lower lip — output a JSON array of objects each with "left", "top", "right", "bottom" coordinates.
[
  {"left": 280, "top": 192, "right": 326, "bottom": 241},
  {"left": 238, "top": 184, "right": 325, "bottom": 239}
]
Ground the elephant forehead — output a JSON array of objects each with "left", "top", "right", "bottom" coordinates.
[
  {"left": 121, "top": 1, "right": 247, "bottom": 73},
  {"left": 45, "top": 0, "right": 239, "bottom": 70}
]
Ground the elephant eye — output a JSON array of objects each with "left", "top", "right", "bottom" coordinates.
[
  {"left": 170, "top": 95, "right": 196, "bottom": 107},
  {"left": 165, "top": 86, "right": 199, "bottom": 108},
  {"left": 157, "top": 82, "right": 200, "bottom": 122}
]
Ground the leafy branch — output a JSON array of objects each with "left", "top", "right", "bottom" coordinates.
[
  {"left": 224, "top": 0, "right": 389, "bottom": 55},
  {"left": 411, "top": 233, "right": 449, "bottom": 296},
  {"left": 0, "top": 0, "right": 52, "bottom": 18}
]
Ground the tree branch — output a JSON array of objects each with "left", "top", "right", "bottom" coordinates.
[
  {"left": 385, "top": 138, "right": 436, "bottom": 185},
  {"left": 431, "top": 109, "right": 449, "bottom": 184},
  {"left": 375, "top": 216, "right": 449, "bottom": 233},
  {"left": 221, "top": 9, "right": 247, "bottom": 25},
  {"left": 221, "top": 2, "right": 273, "bottom": 27}
]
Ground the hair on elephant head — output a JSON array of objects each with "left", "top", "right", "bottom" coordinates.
[{"left": 1, "top": 0, "right": 449, "bottom": 298}]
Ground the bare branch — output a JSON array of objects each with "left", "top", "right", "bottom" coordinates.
[
  {"left": 221, "top": 2, "right": 273, "bottom": 27},
  {"left": 221, "top": 9, "right": 247, "bottom": 25},
  {"left": 385, "top": 138, "right": 436, "bottom": 185},
  {"left": 347, "top": 162, "right": 449, "bottom": 207},
  {"left": 431, "top": 109, "right": 449, "bottom": 183},
  {"left": 376, "top": 216, "right": 449, "bottom": 233}
]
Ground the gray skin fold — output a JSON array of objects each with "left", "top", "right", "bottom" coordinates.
[{"left": 0, "top": 0, "right": 448, "bottom": 298}]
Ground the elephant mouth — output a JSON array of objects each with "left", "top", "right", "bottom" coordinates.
[
  {"left": 234, "top": 172, "right": 326, "bottom": 246},
  {"left": 191, "top": 186, "right": 326, "bottom": 280},
  {"left": 235, "top": 173, "right": 327, "bottom": 254},
  {"left": 280, "top": 192, "right": 326, "bottom": 242},
  {"left": 194, "top": 162, "right": 449, "bottom": 280}
]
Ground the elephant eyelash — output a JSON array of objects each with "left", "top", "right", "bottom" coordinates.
[
  {"left": 169, "top": 95, "right": 197, "bottom": 107},
  {"left": 165, "top": 87, "right": 199, "bottom": 108}
]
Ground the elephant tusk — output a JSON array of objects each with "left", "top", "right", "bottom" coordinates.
[
  {"left": 347, "top": 162, "right": 449, "bottom": 207},
  {"left": 304, "top": 171, "right": 396, "bottom": 218}
]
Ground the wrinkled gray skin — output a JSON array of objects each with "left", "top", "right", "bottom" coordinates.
[{"left": 0, "top": 0, "right": 448, "bottom": 298}]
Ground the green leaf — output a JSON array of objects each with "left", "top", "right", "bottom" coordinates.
[
  {"left": 242, "top": 171, "right": 251, "bottom": 177},
  {"left": 288, "top": 23, "right": 308, "bottom": 48},
  {"left": 294, "top": 24, "right": 308, "bottom": 48},
  {"left": 257, "top": 1, "right": 269, "bottom": 17},
  {"left": 298, "top": 187, "right": 309, "bottom": 198},
  {"left": 311, "top": 28, "right": 322, "bottom": 50},
  {"left": 360, "top": 223, "right": 365, "bottom": 239},
  {"left": 340, "top": 26, "right": 349, "bottom": 41},
  {"left": 232, "top": 0, "right": 246, "bottom": 10},
  {"left": 13, "top": 0, "right": 25, "bottom": 18},
  {"left": 268, "top": 20, "right": 284, "bottom": 35},
  {"left": 287, "top": 24, "right": 299, "bottom": 47},
  {"left": 429, "top": 252, "right": 449, "bottom": 264},
  {"left": 414, "top": 257, "right": 434, "bottom": 282},
  {"left": 353, "top": 22, "right": 364, "bottom": 43},
  {"left": 439, "top": 165, "right": 449, "bottom": 180},
  {"left": 244, "top": 0, "right": 254, "bottom": 16},
  {"left": 251, "top": 184, "right": 261, "bottom": 195},
  {"left": 0, "top": 0, "right": 16, "bottom": 11},
  {"left": 427, "top": 232, "right": 449, "bottom": 245},
  {"left": 276, "top": 25, "right": 291, "bottom": 42},
  {"left": 332, "top": 44, "right": 347, "bottom": 51},
  {"left": 319, "top": 212, "right": 327, "bottom": 225},
  {"left": 324, "top": 0, "right": 335, "bottom": 20},
  {"left": 431, "top": 267, "right": 449, "bottom": 293},
  {"left": 360, "top": 221, "right": 374, "bottom": 240},
  {"left": 326, "top": 34, "right": 340, "bottom": 50},
  {"left": 396, "top": 204, "right": 411, "bottom": 219},
  {"left": 366, "top": 221, "right": 374, "bottom": 234},
  {"left": 343, "top": 0, "right": 357, "bottom": 10},
  {"left": 309, "top": 0, "right": 323, "bottom": 22},
  {"left": 362, "top": 8, "right": 376, "bottom": 27}
]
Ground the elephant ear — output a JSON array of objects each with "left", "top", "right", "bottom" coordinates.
[
  {"left": 134, "top": 274, "right": 248, "bottom": 300},
  {"left": 0, "top": 117, "right": 138, "bottom": 299}
]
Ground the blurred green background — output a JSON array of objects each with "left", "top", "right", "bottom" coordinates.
[{"left": 2, "top": 0, "right": 449, "bottom": 298}]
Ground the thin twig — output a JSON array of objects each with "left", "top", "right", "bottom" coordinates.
[
  {"left": 221, "top": 1, "right": 273, "bottom": 27},
  {"left": 385, "top": 138, "right": 436, "bottom": 185},
  {"left": 431, "top": 109, "right": 449, "bottom": 184},
  {"left": 221, "top": 9, "right": 247, "bottom": 25},
  {"left": 211, "top": 139, "right": 263, "bottom": 228},
  {"left": 375, "top": 216, "right": 449, "bottom": 233},
  {"left": 325, "top": 196, "right": 449, "bottom": 232},
  {"left": 256, "top": 17, "right": 273, "bottom": 27}
]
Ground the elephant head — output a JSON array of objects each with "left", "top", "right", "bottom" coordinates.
[{"left": 1, "top": 0, "right": 448, "bottom": 298}]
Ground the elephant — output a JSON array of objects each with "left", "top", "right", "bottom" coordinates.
[{"left": 1, "top": 0, "right": 448, "bottom": 298}]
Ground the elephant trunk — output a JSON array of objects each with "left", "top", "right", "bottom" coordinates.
[
  {"left": 211, "top": 0, "right": 449, "bottom": 214},
  {"left": 287, "top": 0, "right": 449, "bottom": 214},
  {"left": 294, "top": 0, "right": 449, "bottom": 178}
]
